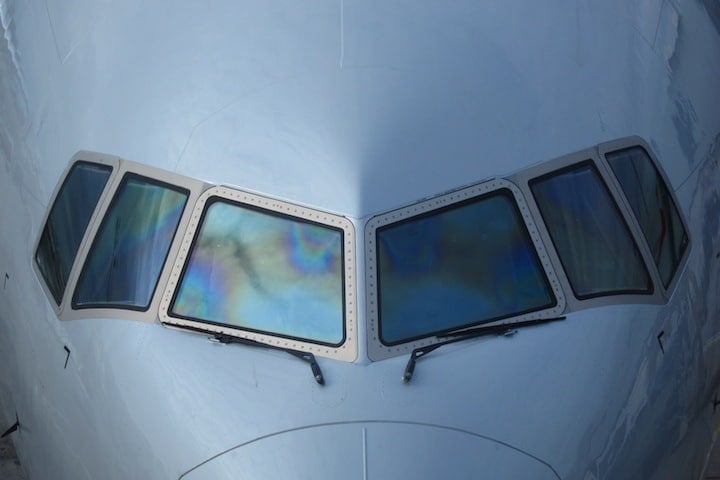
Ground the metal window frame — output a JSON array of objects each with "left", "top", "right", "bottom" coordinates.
[
  {"left": 32, "top": 152, "right": 119, "bottom": 316},
  {"left": 56, "top": 152, "right": 207, "bottom": 323},
  {"left": 511, "top": 144, "right": 667, "bottom": 312},
  {"left": 365, "top": 177, "right": 566, "bottom": 361},
  {"left": 597, "top": 136, "right": 691, "bottom": 297},
  {"left": 71, "top": 172, "right": 191, "bottom": 312},
  {"left": 159, "top": 186, "right": 359, "bottom": 362},
  {"left": 528, "top": 160, "right": 655, "bottom": 299}
]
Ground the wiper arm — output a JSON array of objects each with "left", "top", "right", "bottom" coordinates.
[
  {"left": 213, "top": 333, "right": 325, "bottom": 385},
  {"left": 403, "top": 316, "right": 565, "bottom": 384}
]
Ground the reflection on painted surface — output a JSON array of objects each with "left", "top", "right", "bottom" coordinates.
[{"left": 172, "top": 200, "right": 344, "bottom": 345}]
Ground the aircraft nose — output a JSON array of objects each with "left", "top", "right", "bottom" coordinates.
[{"left": 180, "top": 422, "right": 558, "bottom": 479}]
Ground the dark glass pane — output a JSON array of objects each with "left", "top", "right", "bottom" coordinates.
[
  {"left": 531, "top": 163, "right": 651, "bottom": 298},
  {"left": 171, "top": 200, "right": 345, "bottom": 345},
  {"left": 606, "top": 147, "right": 688, "bottom": 287},
  {"left": 377, "top": 190, "right": 555, "bottom": 345},
  {"left": 35, "top": 162, "right": 112, "bottom": 304},
  {"left": 74, "top": 175, "right": 187, "bottom": 309}
]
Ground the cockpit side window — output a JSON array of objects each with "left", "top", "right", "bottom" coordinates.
[
  {"left": 169, "top": 197, "right": 346, "bottom": 346},
  {"left": 530, "top": 161, "right": 652, "bottom": 299},
  {"left": 72, "top": 173, "right": 188, "bottom": 310},
  {"left": 35, "top": 162, "right": 112, "bottom": 305},
  {"left": 605, "top": 147, "right": 689, "bottom": 287}
]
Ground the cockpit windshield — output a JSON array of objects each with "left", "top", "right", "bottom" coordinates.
[
  {"left": 170, "top": 197, "right": 346, "bottom": 346},
  {"left": 375, "top": 189, "right": 556, "bottom": 345}
]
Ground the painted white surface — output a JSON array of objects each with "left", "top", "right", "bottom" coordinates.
[{"left": 0, "top": 0, "right": 719, "bottom": 479}]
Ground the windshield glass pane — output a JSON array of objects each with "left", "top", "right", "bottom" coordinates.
[
  {"left": 170, "top": 199, "right": 345, "bottom": 346},
  {"left": 376, "top": 190, "right": 555, "bottom": 345},
  {"left": 74, "top": 174, "right": 188, "bottom": 309},
  {"left": 531, "top": 162, "right": 651, "bottom": 298},
  {"left": 36, "top": 162, "right": 112, "bottom": 304},
  {"left": 606, "top": 147, "right": 688, "bottom": 287}
]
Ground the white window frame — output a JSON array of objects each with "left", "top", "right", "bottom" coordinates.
[
  {"left": 597, "top": 136, "right": 691, "bottom": 297},
  {"left": 159, "top": 186, "right": 359, "bottom": 362},
  {"left": 511, "top": 143, "right": 668, "bottom": 311},
  {"left": 33, "top": 152, "right": 119, "bottom": 316},
  {"left": 365, "top": 177, "right": 566, "bottom": 361},
  {"left": 35, "top": 152, "right": 207, "bottom": 323}
]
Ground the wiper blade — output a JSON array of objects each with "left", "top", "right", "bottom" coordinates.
[
  {"left": 213, "top": 333, "right": 325, "bottom": 385},
  {"left": 403, "top": 316, "right": 565, "bottom": 384}
]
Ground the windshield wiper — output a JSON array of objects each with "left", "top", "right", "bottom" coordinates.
[
  {"left": 212, "top": 332, "right": 325, "bottom": 385},
  {"left": 402, "top": 316, "right": 566, "bottom": 384}
]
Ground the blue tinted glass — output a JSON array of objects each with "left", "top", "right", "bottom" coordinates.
[
  {"left": 606, "top": 147, "right": 688, "bottom": 287},
  {"left": 36, "top": 162, "right": 112, "bottom": 304},
  {"left": 531, "top": 163, "right": 651, "bottom": 298},
  {"left": 74, "top": 175, "right": 187, "bottom": 309},
  {"left": 171, "top": 200, "right": 345, "bottom": 346},
  {"left": 377, "top": 191, "right": 554, "bottom": 344}
]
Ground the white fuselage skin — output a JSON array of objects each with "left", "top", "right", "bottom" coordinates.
[{"left": 1, "top": 0, "right": 719, "bottom": 478}]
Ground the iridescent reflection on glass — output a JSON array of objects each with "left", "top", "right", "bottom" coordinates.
[
  {"left": 531, "top": 163, "right": 651, "bottom": 298},
  {"left": 36, "top": 162, "right": 112, "bottom": 304},
  {"left": 74, "top": 176, "right": 188, "bottom": 308},
  {"left": 377, "top": 191, "right": 554, "bottom": 345},
  {"left": 171, "top": 200, "right": 344, "bottom": 345}
]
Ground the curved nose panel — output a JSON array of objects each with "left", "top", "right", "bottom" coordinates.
[{"left": 181, "top": 422, "right": 558, "bottom": 479}]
